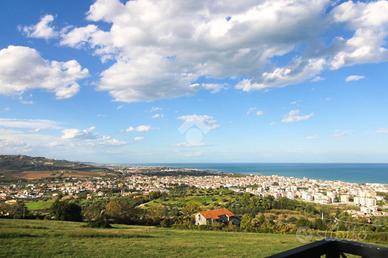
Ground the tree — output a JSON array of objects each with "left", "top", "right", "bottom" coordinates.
[
  {"left": 296, "top": 217, "right": 311, "bottom": 228},
  {"left": 0, "top": 201, "right": 28, "bottom": 219},
  {"left": 182, "top": 202, "right": 200, "bottom": 216},
  {"left": 83, "top": 201, "right": 106, "bottom": 222},
  {"left": 105, "top": 197, "right": 138, "bottom": 223},
  {"left": 258, "top": 214, "right": 266, "bottom": 224},
  {"left": 240, "top": 214, "right": 253, "bottom": 232},
  {"left": 51, "top": 199, "right": 82, "bottom": 221}
]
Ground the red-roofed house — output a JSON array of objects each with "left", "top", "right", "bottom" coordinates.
[{"left": 194, "top": 208, "right": 236, "bottom": 225}]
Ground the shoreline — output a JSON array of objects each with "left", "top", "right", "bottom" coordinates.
[
  {"left": 119, "top": 165, "right": 388, "bottom": 186},
  {"left": 136, "top": 163, "right": 388, "bottom": 185}
]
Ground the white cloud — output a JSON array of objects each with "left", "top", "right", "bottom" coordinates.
[
  {"left": 311, "top": 76, "right": 324, "bottom": 82},
  {"left": 59, "top": 0, "right": 330, "bottom": 102},
  {"left": 256, "top": 111, "right": 265, "bottom": 117},
  {"left": 18, "top": 95, "right": 34, "bottom": 105},
  {"left": 332, "top": 130, "right": 350, "bottom": 139},
  {"left": 18, "top": 0, "right": 386, "bottom": 101},
  {"left": 178, "top": 115, "right": 219, "bottom": 134},
  {"left": 330, "top": 1, "right": 388, "bottom": 69},
  {"left": 190, "top": 83, "right": 225, "bottom": 93},
  {"left": 345, "top": 75, "right": 365, "bottom": 82},
  {"left": 61, "top": 126, "right": 126, "bottom": 145},
  {"left": 0, "top": 122, "right": 126, "bottom": 158},
  {"left": 152, "top": 114, "right": 163, "bottom": 119},
  {"left": 21, "top": 14, "right": 58, "bottom": 39},
  {"left": 60, "top": 126, "right": 125, "bottom": 145},
  {"left": 150, "top": 107, "right": 162, "bottom": 112},
  {"left": 133, "top": 136, "right": 145, "bottom": 142},
  {"left": 99, "top": 136, "right": 126, "bottom": 145},
  {"left": 62, "top": 126, "right": 96, "bottom": 139},
  {"left": 0, "top": 45, "right": 88, "bottom": 99},
  {"left": 0, "top": 118, "right": 59, "bottom": 131},
  {"left": 376, "top": 128, "right": 388, "bottom": 134},
  {"left": 281, "top": 109, "right": 313, "bottom": 123},
  {"left": 236, "top": 0, "right": 388, "bottom": 92},
  {"left": 247, "top": 108, "right": 264, "bottom": 117},
  {"left": 236, "top": 58, "right": 326, "bottom": 91},
  {"left": 126, "top": 125, "right": 151, "bottom": 132},
  {"left": 98, "top": 53, "right": 195, "bottom": 102}
]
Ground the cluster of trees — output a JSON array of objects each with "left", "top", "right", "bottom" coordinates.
[
  {"left": 229, "top": 193, "right": 324, "bottom": 217},
  {"left": 0, "top": 201, "right": 28, "bottom": 219},
  {"left": 51, "top": 199, "right": 82, "bottom": 222}
]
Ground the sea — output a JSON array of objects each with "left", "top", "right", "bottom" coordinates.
[{"left": 143, "top": 163, "right": 388, "bottom": 184}]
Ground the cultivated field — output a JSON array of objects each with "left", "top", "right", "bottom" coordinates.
[{"left": 0, "top": 219, "right": 302, "bottom": 258}]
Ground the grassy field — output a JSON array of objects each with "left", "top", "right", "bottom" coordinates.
[
  {"left": 0, "top": 219, "right": 302, "bottom": 258},
  {"left": 26, "top": 200, "right": 54, "bottom": 211}
]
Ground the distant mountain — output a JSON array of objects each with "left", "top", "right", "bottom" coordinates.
[{"left": 0, "top": 155, "right": 110, "bottom": 173}]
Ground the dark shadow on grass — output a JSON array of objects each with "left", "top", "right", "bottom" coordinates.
[
  {"left": 69, "top": 233, "right": 156, "bottom": 239},
  {"left": 0, "top": 232, "right": 38, "bottom": 238},
  {"left": 0, "top": 225, "right": 48, "bottom": 230}
]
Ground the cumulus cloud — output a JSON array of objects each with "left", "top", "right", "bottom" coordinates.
[
  {"left": 152, "top": 114, "right": 163, "bottom": 119},
  {"left": 236, "top": 58, "right": 326, "bottom": 91},
  {"left": 59, "top": 126, "right": 125, "bottom": 146},
  {"left": 126, "top": 125, "right": 151, "bottom": 133},
  {"left": 281, "top": 109, "right": 313, "bottom": 123},
  {"left": 58, "top": 0, "right": 330, "bottom": 102},
  {"left": 61, "top": 126, "right": 126, "bottom": 145},
  {"left": 0, "top": 118, "right": 59, "bottom": 131},
  {"left": 17, "top": 0, "right": 386, "bottom": 102},
  {"left": 0, "top": 45, "right": 89, "bottom": 99},
  {"left": 61, "top": 126, "right": 96, "bottom": 139},
  {"left": 20, "top": 14, "right": 58, "bottom": 39},
  {"left": 330, "top": 1, "right": 388, "bottom": 69},
  {"left": 345, "top": 75, "right": 365, "bottom": 82}
]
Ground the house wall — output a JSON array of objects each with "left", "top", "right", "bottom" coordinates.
[{"left": 195, "top": 213, "right": 208, "bottom": 225}]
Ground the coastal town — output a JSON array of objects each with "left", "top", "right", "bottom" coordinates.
[{"left": 1, "top": 166, "right": 387, "bottom": 218}]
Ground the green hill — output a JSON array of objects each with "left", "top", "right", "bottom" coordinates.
[
  {"left": 0, "top": 155, "right": 111, "bottom": 178},
  {"left": 0, "top": 219, "right": 301, "bottom": 258}
]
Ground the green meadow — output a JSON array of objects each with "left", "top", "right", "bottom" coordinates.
[
  {"left": 0, "top": 219, "right": 301, "bottom": 258},
  {"left": 25, "top": 200, "right": 54, "bottom": 211}
]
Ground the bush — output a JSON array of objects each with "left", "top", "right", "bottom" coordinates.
[
  {"left": 51, "top": 199, "right": 82, "bottom": 221},
  {"left": 87, "top": 216, "right": 112, "bottom": 228}
]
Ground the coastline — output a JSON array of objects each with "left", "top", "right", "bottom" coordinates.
[{"left": 135, "top": 163, "right": 388, "bottom": 184}]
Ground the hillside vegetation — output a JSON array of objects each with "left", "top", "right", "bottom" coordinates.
[
  {"left": 0, "top": 155, "right": 111, "bottom": 179},
  {"left": 0, "top": 155, "right": 106, "bottom": 172}
]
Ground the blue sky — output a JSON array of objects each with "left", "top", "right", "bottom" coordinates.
[{"left": 1, "top": 0, "right": 388, "bottom": 163}]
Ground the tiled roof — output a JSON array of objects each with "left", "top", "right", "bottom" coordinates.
[{"left": 199, "top": 208, "right": 234, "bottom": 219}]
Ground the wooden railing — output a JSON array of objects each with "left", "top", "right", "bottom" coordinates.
[{"left": 267, "top": 238, "right": 388, "bottom": 258}]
